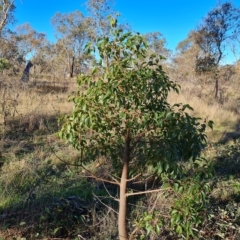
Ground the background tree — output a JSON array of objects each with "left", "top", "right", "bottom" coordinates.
[
  {"left": 0, "top": 0, "right": 15, "bottom": 75},
  {"left": 173, "top": 32, "right": 200, "bottom": 82},
  {"left": 8, "top": 23, "right": 46, "bottom": 80},
  {"left": 60, "top": 19, "right": 211, "bottom": 239},
  {"left": 144, "top": 31, "right": 170, "bottom": 58},
  {"left": 0, "top": 34, "right": 20, "bottom": 75},
  {"left": 86, "top": 0, "right": 116, "bottom": 36},
  {"left": 193, "top": 1, "right": 240, "bottom": 98},
  {"left": 51, "top": 10, "right": 95, "bottom": 78},
  {"left": 0, "top": 0, "right": 15, "bottom": 36},
  {"left": 14, "top": 23, "right": 46, "bottom": 61}
]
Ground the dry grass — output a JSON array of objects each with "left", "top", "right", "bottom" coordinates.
[
  {"left": 0, "top": 73, "right": 240, "bottom": 239},
  {"left": 168, "top": 80, "right": 240, "bottom": 142}
]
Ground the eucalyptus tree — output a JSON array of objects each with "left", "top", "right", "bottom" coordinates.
[
  {"left": 0, "top": 34, "right": 18, "bottom": 74},
  {"left": 86, "top": 0, "right": 116, "bottom": 36},
  {"left": 194, "top": 1, "right": 240, "bottom": 98},
  {"left": 51, "top": 10, "right": 95, "bottom": 78},
  {"left": 0, "top": 0, "right": 15, "bottom": 74},
  {"left": 144, "top": 31, "right": 170, "bottom": 58},
  {"left": 14, "top": 23, "right": 46, "bottom": 62},
  {"left": 196, "top": 2, "right": 240, "bottom": 65},
  {"left": 173, "top": 32, "right": 202, "bottom": 83},
  {"left": 60, "top": 18, "right": 211, "bottom": 239},
  {"left": 0, "top": 0, "right": 15, "bottom": 37}
]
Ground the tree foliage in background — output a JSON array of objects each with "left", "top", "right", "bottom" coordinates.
[
  {"left": 86, "top": 0, "right": 116, "bottom": 36},
  {"left": 144, "top": 31, "right": 170, "bottom": 59},
  {"left": 0, "top": 0, "right": 15, "bottom": 37},
  {"left": 14, "top": 23, "right": 47, "bottom": 61},
  {"left": 195, "top": 2, "right": 240, "bottom": 66},
  {"left": 0, "top": 0, "right": 16, "bottom": 74},
  {"left": 60, "top": 17, "right": 212, "bottom": 239},
  {"left": 51, "top": 10, "right": 95, "bottom": 78},
  {"left": 194, "top": 2, "right": 240, "bottom": 99}
]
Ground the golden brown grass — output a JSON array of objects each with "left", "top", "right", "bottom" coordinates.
[
  {"left": 0, "top": 74, "right": 240, "bottom": 239},
  {"left": 168, "top": 80, "right": 240, "bottom": 142}
]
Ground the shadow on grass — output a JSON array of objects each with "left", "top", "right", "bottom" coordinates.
[
  {"left": 0, "top": 113, "right": 61, "bottom": 158},
  {"left": 219, "top": 119, "right": 240, "bottom": 144},
  {"left": 208, "top": 121, "right": 240, "bottom": 208},
  {"left": 32, "top": 81, "right": 69, "bottom": 94},
  {"left": 0, "top": 165, "right": 100, "bottom": 239},
  {"left": 212, "top": 120, "right": 240, "bottom": 178},
  {"left": 213, "top": 143, "right": 240, "bottom": 177}
]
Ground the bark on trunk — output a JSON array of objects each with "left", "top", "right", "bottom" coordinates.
[
  {"left": 70, "top": 56, "right": 75, "bottom": 78},
  {"left": 215, "top": 79, "right": 218, "bottom": 99},
  {"left": 118, "top": 129, "right": 130, "bottom": 240}
]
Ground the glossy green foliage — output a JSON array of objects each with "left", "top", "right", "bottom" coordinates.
[
  {"left": 59, "top": 18, "right": 211, "bottom": 177},
  {"left": 170, "top": 178, "right": 210, "bottom": 239}
]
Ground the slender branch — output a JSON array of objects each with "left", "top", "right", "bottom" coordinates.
[
  {"left": 130, "top": 174, "right": 154, "bottom": 184},
  {"left": 92, "top": 192, "right": 118, "bottom": 215},
  {"left": 81, "top": 164, "right": 120, "bottom": 185},
  {"left": 126, "top": 187, "right": 171, "bottom": 197},
  {"left": 102, "top": 181, "right": 119, "bottom": 201},
  {"left": 77, "top": 234, "right": 86, "bottom": 240},
  {"left": 88, "top": 208, "right": 112, "bottom": 227},
  {"left": 129, "top": 226, "right": 139, "bottom": 240},
  {"left": 149, "top": 193, "right": 161, "bottom": 214},
  {"left": 48, "top": 143, "right": 120, "bottom": 185},
  {"left": 98, "top": 163, "right": 121, "bottom": 183},
  {"left": 126, "top": 173, "right": 142, "bottom": 182}
]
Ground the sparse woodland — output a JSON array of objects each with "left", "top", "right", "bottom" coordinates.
[{"left": 0, "top": 1, "right": 240, "bottom": 239}]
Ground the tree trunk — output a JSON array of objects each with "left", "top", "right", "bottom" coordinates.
[
  {"left": 118, "top": 129, "right": 130, "bottom": 240},
  {"left": 70, "top": 56, "right": 75, "bottom": 78},
  {"left": 215, "top": 79, "right": 218, "bottom": 99}
]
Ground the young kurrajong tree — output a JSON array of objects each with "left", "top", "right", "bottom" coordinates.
[{"left": 59, "top": 18, "right": 212, "bottom": 240}]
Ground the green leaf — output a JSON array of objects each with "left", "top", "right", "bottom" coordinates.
[
  {"left": 173, "top": 182, "right": 179, "bottom": 191},
  {"left": 146, "top": 224, "right": 152, "bottom": 235},
  {"left": 176, "top": 225, "right": 182, "bottom": 234},
  {"left": 207, "top": 120, "right": 214, "bottom": 129},
  {"left": 53, "top": 227, "right": 61, "bottom": 235}
]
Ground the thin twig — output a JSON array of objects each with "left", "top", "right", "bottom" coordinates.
[
  {"left": 88, "top": 208, "right": 112, "bottom": 227},
  {"left": 98, "top": 163, "right": 121, "bottom": 183},
  {"left": 149, "top": 192, "right": 161, "bottom": 214},
  {"left": 81, "top": 164, "right": 120, "bottom": 185},
  {"left": 126, "top": 173, "right": 142, "bottom": 182},
  {"left": 92, "top": 192, "right": 118, "bottom": 215},
  {"left": 48, "top": 143, "right": 120, "bottom": 185},
  {"left": 102, "top": 181, "right": 119, "bottom": 202},
  {"left": 50, "top": 142, "right": 120, "bottom": 185},
  {"left": 78, "top": 234, "right": 86, "bottom": 240},
  {"left": 126, "top": 187, "right": 171, "bottom": 197},
  {"left": 129, "top": 226, "right": 139, "bottom": 240}
]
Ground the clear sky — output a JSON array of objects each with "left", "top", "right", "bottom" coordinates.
[{"left": 13, "top": 0, "right": 240, "bottom": 63}]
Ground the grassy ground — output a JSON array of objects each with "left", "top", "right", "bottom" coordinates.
[{"left": 0, "top": 75, "right": 240, "bottom": 239}]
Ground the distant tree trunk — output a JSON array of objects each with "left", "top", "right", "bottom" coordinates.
[
  {"left": 70, "top": 56, "right": 75, "bottom": 78},
  {"left": 215, "top": 79, "right": 218, "bottom": 99},
  {"left": 215, "top": 48, "right": 222, "bottom": 100},
  {"left": 119, "top": 129, "right": 130, "bottom": 240}
]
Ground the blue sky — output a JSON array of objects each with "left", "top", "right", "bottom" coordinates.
[{"left": 13, "top": 0, "right": 240, "bottom": 63}]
